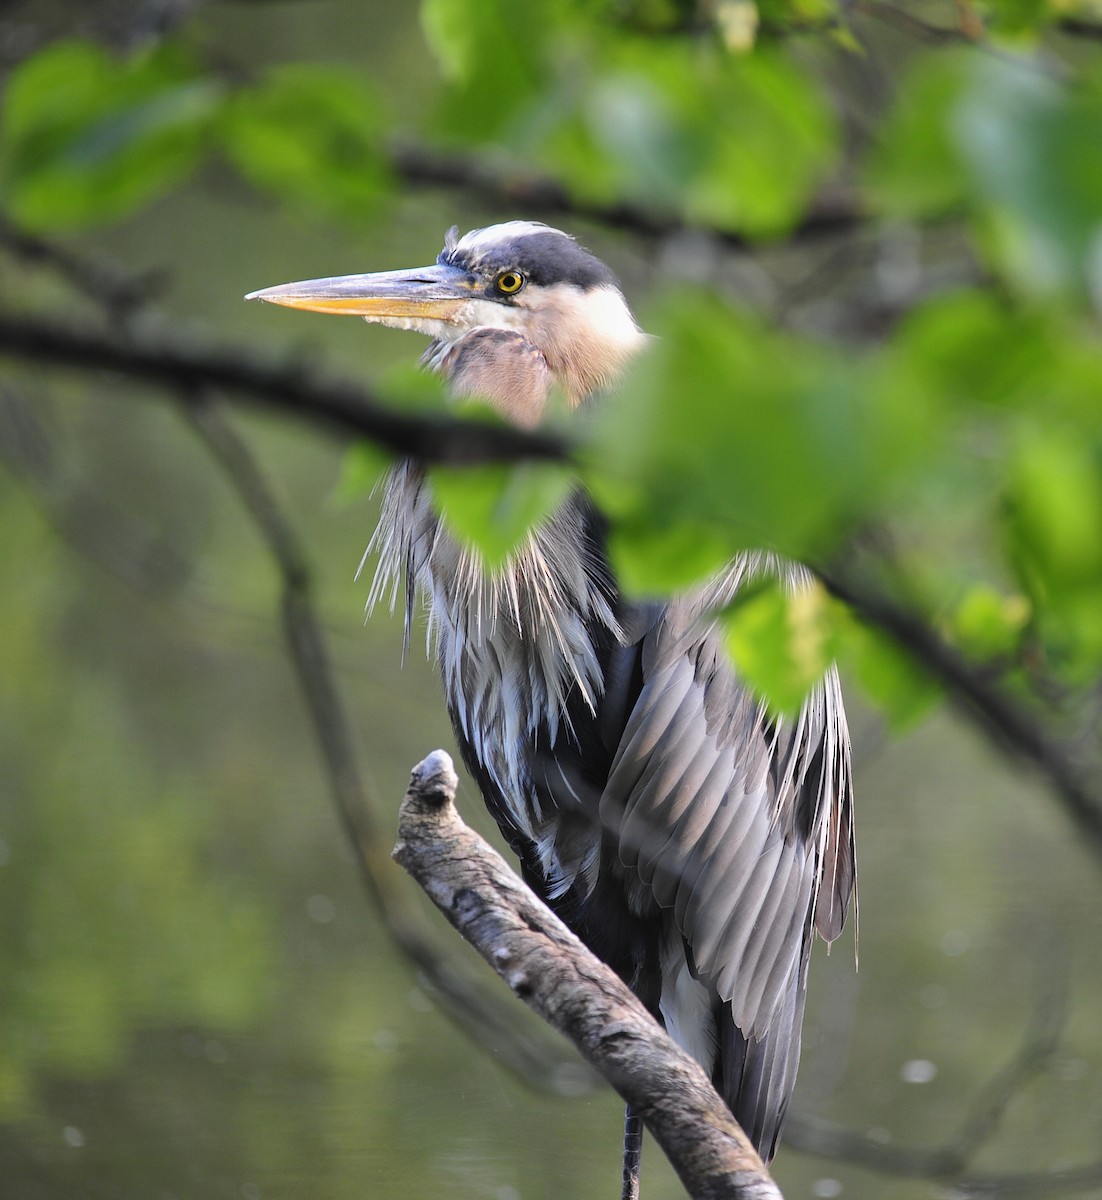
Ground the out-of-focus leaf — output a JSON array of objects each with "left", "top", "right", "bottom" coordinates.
[
  {"left": 421, "top": 0, "right": 548, "bottom": 138},
  {"left": 755, "top": 0, "right": 841, "bottom": 25},
  {"left": 1005, "top": 425, "right": 1102, "bottom": 593},
  {"left": 544, "top": 41, "right": 838, "bottom": 235},
  {"left": 722, "top": 578, "right": 839, "bottom": 717},
  {"left": 378, "top": 361, "right": 451, "bottom": 412},
  {"left": 605, "top": 514, "right": 734, "bottom": 596},
  {"left": 985, "top": 0, "right": 1053, "bottom": 35},
  {"left": 685, "top": 49, "right": 838, "bottom": 235},
  {"left": 0, "top": 40, "right": 221, "bottom": 231},
  {"left": 427, "top": 461, "right": 576, "bottom": 567},
  {"left": 955, "top": 58, "right": 1102, "bottom": 297},
  {"left": 421, "top": 0, "right": 482, "bottom": 81},
  {"left": 863, "top": 49, "right": 972, "bottom": 219},
  {"left": 948, "top": 583, "right": 1031, "bottom": 660},
  {"left": 586, "top": 290, "right": 940, "bottom": 575},
  {"left": 219, "top": 65, "right": 390, "bottom": 221},
  {"left": 890, "top": 289, "right": 1055, "bottom": 410},
  {"left": 837, "top": 615, "right": 942, "bottom": 731},
  {"left": 334, "top": 442, "right": 394, "bottom": 506}
]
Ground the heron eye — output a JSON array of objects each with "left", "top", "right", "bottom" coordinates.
[{"left": 494, "top": 271, "right": 525, "bottom": 295}]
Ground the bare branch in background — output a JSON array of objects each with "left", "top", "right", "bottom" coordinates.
[
  {"left": 0, "top": 214, "right": 166, "bottom": 322},
  {"left": 0, "top": 310, "right": 567, "bottom": 464},
  {"left": 178, "top": 390, "right": 597, "bottom": 1095},
  {"left": 821, "top": 568, "right": 1102, "bottom": 864},
  {"left": 394, "top": 750, "right": 783, "bottom": 1200},
  {"left": 389, "top": 141, "right": 867, "bottom": 252},
  {"left": 0, "top": 220, "right": 592, "bottom": 1094},
  {"left": 786, "top": 950, "right": 1085, "bottom": 1193}
]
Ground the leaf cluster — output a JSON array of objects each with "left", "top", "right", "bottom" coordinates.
[{"left": 4, "top": 0, "right": 1102, "bottom": 726}]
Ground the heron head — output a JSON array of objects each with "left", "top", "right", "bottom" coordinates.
[{"left": 247, "top": 221, "right": 646, "bottom": 423}]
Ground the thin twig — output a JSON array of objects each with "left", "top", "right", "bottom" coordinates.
[
  {"left": 785, "top": 952, "right": 1071, "bottom": 1184},
  {"left": 179, "top": 390, "right": 595, "bottom": 1095},
  {"left": 0, "top": 214, "right": 164, "bottom": 321}
]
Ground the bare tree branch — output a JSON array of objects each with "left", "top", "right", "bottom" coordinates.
[
  {"left": 0, "top": 214, "right": 165, "bottom": 321},
  {"left": 786, "top": 949, "right": 1071, "bottom": 1184},
  {"left": 821, "top": 569, "right": 1102, "bottom": 862},
  {"left": 389, "top": 141, "right": 866, "bottom": 252},
  {"left": 394, "top": 749, "right": 784, "bottom": 1200},
  {"left": 0, "top": 310, "right": 567, "bottom": 464},
  {"left": 1057, "top": 16, "right": 1102, "bottom": 40},
  {"left": 179, "top": 391, "right": 596, "bottom": 1095}
]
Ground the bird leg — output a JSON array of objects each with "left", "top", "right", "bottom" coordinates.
[{"left": 621, "top": 1103, "right": 643, "bottom": 1200}]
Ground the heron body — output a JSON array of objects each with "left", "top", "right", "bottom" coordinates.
[{"left": 249, "top": 222, "right": 856, "bottom": 1166}]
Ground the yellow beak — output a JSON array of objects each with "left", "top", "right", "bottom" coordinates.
[{"left": 245, "top": 262, "right": 479, "bottom": 320}]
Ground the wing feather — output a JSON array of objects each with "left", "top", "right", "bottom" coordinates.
[{"left": 600, "top": 571, "right": 855, "bottom": 1156}]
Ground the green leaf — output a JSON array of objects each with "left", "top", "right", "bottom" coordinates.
[
  {"left": 721, "top": 578, "right": 839, "bottom": 717},
  {"left": 984, "top": 0, "right": 1054, "bottom": 35},
  {"left": 586, "top": 290, "right": 940, "bottom": 569},
  {"left": 890, "top": 289, "right": 1056, "bottom": 410},
  {"left": 544, "top": 41, "right": 838, "bottom": 236},
  {"left": 333, "top": 442, "right": 394, "bottom": 506},
  {"left": 954, "top": 58, "right": 1102, "bottom": 297},
  {"left": 427, "top": 461, "right": 576, "bottom": 567},
  {"left": 605, "top": 515, "right": 735, "bottom": 596},
  {"left": 1005, "top": 425, "right": 1102, "bottom": 594},
  {"left": 948, "top": 583, "right": 1031, "bottom": 660},
  {"left": 379, "top": 361, "right": 451, "bottom": 412},
  {"left": 420, "top": 0, "right": 548, "bottom": 138},
  {"left": 219, "top": 65, "right": 389, "bottom": 221},
  {"left": 863, "top": 49, "right": 972, "bottom": 219},
  {"left": 837, "top": 617, "right": 942, "bottom": 731},
  {"left": 0, "top": 41, "right": 221, "bottom": 231},
  {"left": 685, "top": 49, "right": 839, "bottom": 235}
]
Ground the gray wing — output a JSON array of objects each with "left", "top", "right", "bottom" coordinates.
[{"left": 599, "top": 575, "right": 855, "bottom": 1156}]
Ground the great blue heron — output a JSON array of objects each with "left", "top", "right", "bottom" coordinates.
[{"left": 248, "top": 221, "right": 856, "bottom": 1188}]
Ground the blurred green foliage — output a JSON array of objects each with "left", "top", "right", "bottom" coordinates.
[
  {"left": 3, "top": 0, "right": 1100, "bottom": 717},
  {"left": 0, "top": 40, "right": 222, "bottom": 230}
]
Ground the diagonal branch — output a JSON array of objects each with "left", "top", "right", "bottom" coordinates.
[
  {"left": 0, "top": 310, "right": 568, "bottom": 465},
  {"left": 0, "top": 214, "right": 165, "bottom": 321},
  {"left": 179, "top": 390, "right": 596, "bottom": 1094},
  {"left": 394, "top": 749, "right": 783, "bottom": 1200},
  {"left": 820, "top": 569, "right": 1102, "bottom": 862}
]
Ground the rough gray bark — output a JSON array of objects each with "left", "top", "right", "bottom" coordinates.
[{"left": 392, "top": 749, "right": 785, "bottom": 1200}]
